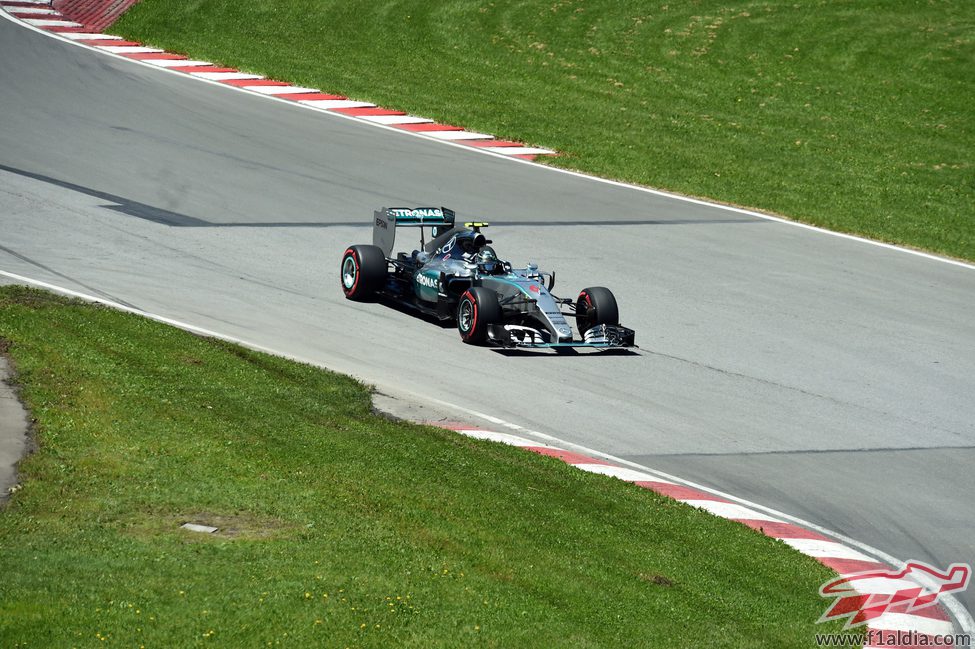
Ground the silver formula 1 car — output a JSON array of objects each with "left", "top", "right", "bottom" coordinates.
[{"left": 340, "top": 207, "right": 636, "bottom": 349}]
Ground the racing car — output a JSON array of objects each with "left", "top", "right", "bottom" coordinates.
[{"left": 340, "top": 206, "right": 636, "bottom": 349}]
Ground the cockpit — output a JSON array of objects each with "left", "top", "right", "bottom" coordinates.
[{"left": 412, "top": 225, "right": 508, "bottom": 274}]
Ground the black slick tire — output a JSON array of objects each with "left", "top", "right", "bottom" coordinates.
[
  {"left": 576, "top": 286, "right": 619, "bottom": 337},
  {"left": 457, "top": 286, "right": 502, "bottom": 345},
  {"left": 341, "top": 245, "right": 386, "bottom": 300}
]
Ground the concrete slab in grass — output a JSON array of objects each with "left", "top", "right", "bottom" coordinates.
[{"left": 0, "top": 355, "right": 30, "bottom": 504}]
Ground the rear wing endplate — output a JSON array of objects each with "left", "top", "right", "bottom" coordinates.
[{"left": 373, "top": 206, "right": 455, "bottom": 257}]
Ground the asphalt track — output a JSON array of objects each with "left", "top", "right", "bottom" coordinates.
[{"left": 1, "top": 16, "right": 973, "bottom": 616}]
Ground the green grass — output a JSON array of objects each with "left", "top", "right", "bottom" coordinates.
[
  {"left": 0, "top": 286, "right": 856, "bottom": 647},
  {"left": 112, "top": 0, "right": 975, "bottom": 261}
]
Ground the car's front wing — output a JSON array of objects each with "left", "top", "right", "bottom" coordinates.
[{"left": 486, "top": 323, "right": 636, "bottom": 349}]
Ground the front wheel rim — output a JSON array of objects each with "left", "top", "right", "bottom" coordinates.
[{"left": 459, "top": 299, "right": 474, "bottom": 332}]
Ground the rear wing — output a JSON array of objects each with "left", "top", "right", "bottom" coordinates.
[{"left": 373, "top": 206, "right": 456, "bottom": 257}]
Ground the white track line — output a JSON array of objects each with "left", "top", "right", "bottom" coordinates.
[
  {"left": 359, "top": 115, "right": 433, "bottom": 125},
  {"left": 144, "top": 59, "right": 216, "bottom": 68},
  {"left": 23, "top": 18, "right": 81, "bottom": 26},
  {"left": 420, "top": 130, "right": 495, "bottom": 141},
  {"left": 683, "top": 500, "right": 779, "bottom": 522},
  {"left": 455, "top": 430, "right": 554, "bottom": 448},
  {"left": 96, "top": 45, "right": 164, "bottom": 54},
  {"left": 7, "top": 6, "right": 58, "bottom": 14},
  {"left": 781, "top": 538, "right": 876, "bottom": 562},
  {"left": 241, "top": 85, "right": 319, "bottom": 95},
  {"left": 481, "top": 145, "right": 556, "bottom": 155},
  {"left": 58, "top": 32, "right": 123, "bottom": 40},
  {"left": 297, "top": 99, "right": 375, "bottom": 109},
  {"left": 574, "top": 463, "right": 670, "bottom": 483},
  {"left": 190, "top": 72, "right": 263, "bottom": 81}
]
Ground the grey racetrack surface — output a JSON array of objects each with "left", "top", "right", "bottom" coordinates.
[{"left": 2, "top": 17, "right": 973, "bottom": 616}]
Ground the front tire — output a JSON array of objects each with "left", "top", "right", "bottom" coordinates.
[
  {"left": 341, "top": 245, "right": 386, "bottom": 300},
  {"left": 457, "top": 287, "right": 502, "bottom": 345},
  {"left": 576, "top": 286, "right": 619, "bottom": 336}
]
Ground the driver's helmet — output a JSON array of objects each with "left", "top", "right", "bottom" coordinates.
[
  {"left": 476, "top": 247, "right": 501, "bottom": 274},
  {"left": 459, "top": 232, "right": 487, "bottom": 255}
]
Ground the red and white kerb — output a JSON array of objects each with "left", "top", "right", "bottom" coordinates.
[{"left": 1, "top": 0, "right": 559, "bottom": 161}]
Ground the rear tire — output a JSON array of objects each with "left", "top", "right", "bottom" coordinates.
[
  {"left": 341, "top": 245, "right": 386, "bottom": 300},
  {"left": 457, "top": 286, "right": 502, "bottom": 345},
  {"left": 576, "top": 286, "right": 619, "bottom": 336}
]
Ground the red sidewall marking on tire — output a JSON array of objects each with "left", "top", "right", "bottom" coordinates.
[
  {"left": 469, "top": 295, "right": 478, "bottom": 338},
  {"left": 460, "top": 292, "right": 476, "bottom": 339},
  {"left": 343, "top": 250, "right": 359, "bottom": 296}
]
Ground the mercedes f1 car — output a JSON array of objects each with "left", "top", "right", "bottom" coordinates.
[{"left": 340, "top": 207, "right": 636, "bottom": 349}]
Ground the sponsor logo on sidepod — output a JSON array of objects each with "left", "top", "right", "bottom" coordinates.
[{"left": 416, "top": 274, "right": 439, "bottom": 290}]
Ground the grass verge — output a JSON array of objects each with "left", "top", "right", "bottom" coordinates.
[
  {"left": 111, "top": 0, "right": 974, "bottom": 261},
  {"left": 0, "top": 286, "right": 856, "bottom": 647}
]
